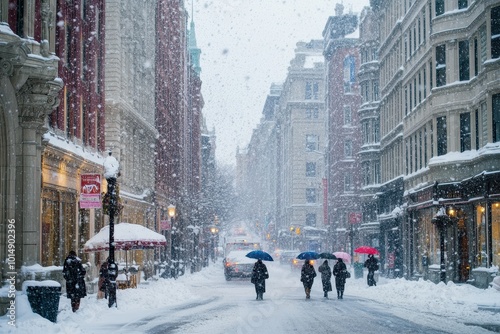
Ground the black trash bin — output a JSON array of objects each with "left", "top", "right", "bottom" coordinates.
[
  {"left": 26, "top": 284, "right": 61, "bottom": 323},
  {"left": 354, "top": 262, "right": 364, "bottom": 279}
]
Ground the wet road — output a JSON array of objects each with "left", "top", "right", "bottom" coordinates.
[{"left": 115, "top": 264, "right": 490, "bottom": 334}]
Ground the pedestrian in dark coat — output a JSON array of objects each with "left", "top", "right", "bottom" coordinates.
[
  {"left": 97, "top": 259, "right": 109, "bottom": 299},
  {"left": 318, "top": 260, "right": 332, "bottom": 298},
  {"left": 251, "top": 259, "right": 269, "bottom": 300},
  {"left": 62, "top": 250, "right": 87, "bottom": 312},
  {"left": 333, "top": 258, "right": 347, "bottom": 299},
  {"left": 364, "top": 254, "right": 379, "bottom": 286},
  {"left": 300, "top": 259, "right": 317, "bottom": 299}
]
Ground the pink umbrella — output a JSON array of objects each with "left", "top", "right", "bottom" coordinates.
[{"left": 333, "top": 251, "right": 351, "bottom": 263}]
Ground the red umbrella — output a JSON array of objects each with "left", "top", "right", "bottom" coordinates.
[{"left": 354, "top": 246, "right": 380, "bottom": 255}]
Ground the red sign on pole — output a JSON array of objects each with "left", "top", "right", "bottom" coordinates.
[
  {"left": 348, "top": 212, "right": 362, "bottom": 224},
  {"left": 80, "top": 173, "right": 101, "bottom": 209}
]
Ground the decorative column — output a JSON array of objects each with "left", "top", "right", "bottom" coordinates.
[{"left": 16, "top": 78, "right": 61, "bottom": 267}]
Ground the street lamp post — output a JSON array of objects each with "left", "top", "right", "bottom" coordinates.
[
  {"left": 168, "top": 204, "right": 176, "bottom": 278},
  {"left": 103, "top": 151, "right": 119, "bottom": 308},
  {"left": 210, "top": 226, "right": 219, "bottom": 262}
]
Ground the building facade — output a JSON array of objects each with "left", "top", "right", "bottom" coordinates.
[
  {"left": 357, "top": 6, "right": 382, "bottom": 255},
  {"left": 102, "top": 0, "right": 158, "bottom": 269},
  {"left": 275, "top": 40, "right": 327, "bottom": 251},
  {"left": 323, "top": 4, "right": 363, "bottom": 256},
  {"left": 372, "top": 0, "right": 500, "bottom": 284},
  {"left": 0, "top": 0, "right": 63, "bottom": 275}
]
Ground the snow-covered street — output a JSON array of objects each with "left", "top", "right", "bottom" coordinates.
[{"left": 2, "top": 260, "right": 499, "bottom": 334}]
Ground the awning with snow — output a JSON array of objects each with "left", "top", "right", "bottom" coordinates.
[{"left": 83, "top": 222, "right": 166, "bottom": 252}]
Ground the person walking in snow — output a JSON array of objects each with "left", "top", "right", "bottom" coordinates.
[
  {"left": 318, "top": 260, "right": 333, "bottom": 298},
  {"left": 364, "top": 254, "right": 379, "bottom": 286},
  {"left": 62, "top": 250, "right": 87, "bottom": 312},
  {"left": 251, "top": 259, "right": 269, "bottom": 300},
  {"left": 333, "top": 258, "right": 347, "bottom": 299},
  {"left": 98, "top": 258, "right": 109, "bottom": 299},
  {"left": 300, "top": 259, "right": 317, "bottom": 299}
]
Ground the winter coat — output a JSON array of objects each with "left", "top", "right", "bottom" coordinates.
[
  {"left": 251, "top": 260, "right": 269, "bottom": 293},
  {"left": 300, "top": 262, "right": 317, "bottom": 289},
  {"left": 318, "top": 261, "right": 332, "bottom": 292},
  {"left": 333, "top": 260, "right": 347, "bottom": 289},
  {"left": 364, "top": 256, "right": 379, "bottom": 272},
  {"left": 62, "top": 254, "right": 87, "bottom": 300},
  {"left": 98, "top": 261, "right": 109, "bottom": 292}
]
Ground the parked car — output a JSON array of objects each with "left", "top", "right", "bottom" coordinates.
[
  {"left": 223, "top": 250, "right": 255, "bottom": 281},
  {"left": 291, "top": 258, "right": 318, "bottom": 271},
  {"left": 279, "top": 250, "right": 299, "bottom": 266}
]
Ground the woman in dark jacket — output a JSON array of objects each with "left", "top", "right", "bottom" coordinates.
[
  {"left": 251, "top": 259, "right": 269, "bottom": 300},
  {"left": 364, "top": 254, "right": 379, "bottom": 286},
  {"left": 318, "top": 260, "right": 332, "bottom": 298},
  {"left": 300, "top": 259, "right": 317, "bottom": 299},
  {"left": 332, "top": 258, "right": 347, "bottom": 299},
  {"left": 62, "top": 250, "right": 87, "bottom": 312}
]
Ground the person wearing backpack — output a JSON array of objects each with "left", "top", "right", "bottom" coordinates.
[
  {"left": 364, "top": 254, "right": 379, "bottom": 287},
  {"left": 62, "top": 250, "right": 87, "bottom": 312}
]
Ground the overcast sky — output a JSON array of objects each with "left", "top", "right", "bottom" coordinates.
[{"left": 191, "top": 0, "right": 370, "bottom": 166}]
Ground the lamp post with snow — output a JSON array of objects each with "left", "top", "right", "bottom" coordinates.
[
  {"left": 168, "top": 204, "right": 177, "bottom": 278},
  {"left": 103, "top": 151, "right": 120, "bottom": 308},
  {"left": 431, "top": 206, "right": 455, "bottom": 283}
]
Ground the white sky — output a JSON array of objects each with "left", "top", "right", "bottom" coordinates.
[
  {"left": 4, "top": 261, "right": 499, "bottom": 333},
  {"left": 191, "top": 0, "right": 370, "bottom": 166}
]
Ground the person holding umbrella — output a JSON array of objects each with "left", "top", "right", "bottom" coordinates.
[
  {"left": 333, "top": 258, "right": 347, "bottom": 299},
  {"left": 364, "top": 254, "right": 379, "bottom": 286},
  {"left": 251, "top": 259, "right": 269, "bottom": 300},
  {"left": 318, "top": 260, "right": 332, "bottom": 298},
  {"left": 300, "top": 259, "right": 317, "bottom": 299}
]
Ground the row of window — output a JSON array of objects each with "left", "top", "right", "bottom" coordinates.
[
  {"left": 435, "top": 0, "right": 469, "bottom": 17},
  {"left": 360, "top": 79, "right": 379, "bottom": 103},
  {"left": 362, "top": 160, "right": 381, "bottom": 186},
  {"left": 405, "top": 95, "right": 500, "bottom": 176}
]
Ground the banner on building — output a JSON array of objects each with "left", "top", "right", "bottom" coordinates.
[
  {"left": 348, "top": 212, "right": 362, "bottom": 224},
  {"left": 80, "top": 173, "right": 101, "bottom": 209}
]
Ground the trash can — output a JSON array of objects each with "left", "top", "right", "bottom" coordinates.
[
  {"left": 354, "top": 262, "right": 364, "bottom": 279},
  {"left": 24, "top": 281, "right": 61, "bottom": 323}
]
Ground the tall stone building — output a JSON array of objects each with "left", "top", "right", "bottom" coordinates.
[
  {"left": 357, "top": 6, "right": 381, "bottom": 251},
  {"left": 239, "top": 83, "right": 282, "bottom": 247},
  {"left": 275, "top": 40, "right": 327, "bottom": 251},
  {"left": 103, "top": 0, "right": 158, "bottom": 267},
  {"left": 323, "top": 4, "right": 363, "bottom": 255},
  {"left": 372, "top": 0, "right": 500, "bottom": 284}
]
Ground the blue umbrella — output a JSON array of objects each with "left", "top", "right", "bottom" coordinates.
[
  {"left": 296, "top": 251, "right": 320, "bottom": 260},
  {"left": 246, "top": 250, "right": 274, "bottom": 261}
]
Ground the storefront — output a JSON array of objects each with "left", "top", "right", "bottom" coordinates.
[{"left": 405, "top": 172, "right": 500, "bottom": 285}]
